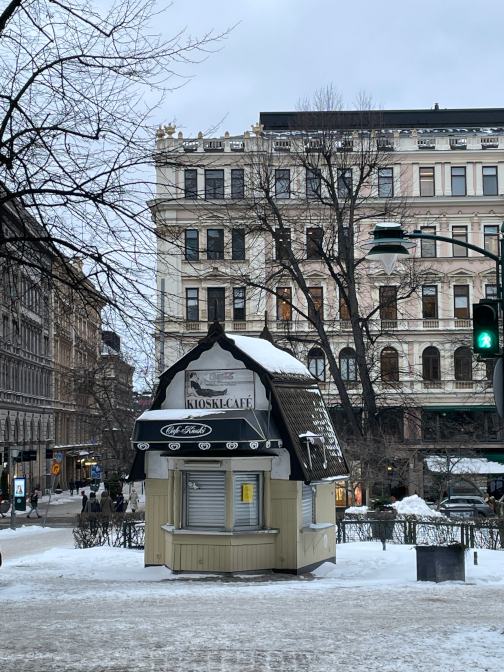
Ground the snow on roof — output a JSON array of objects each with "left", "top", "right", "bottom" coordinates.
[
  {"left": 426, "top": 456, "right": 504, "bottom": 475},
  {"left": 137, "top": 409, "right": 225, "bottom": 422},
  {"left": 228, "top": 334, "right": 313, "bottom": 378}
]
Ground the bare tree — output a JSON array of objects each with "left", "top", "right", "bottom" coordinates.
[
  {"left": 0, "top": 0, "right": 231, "bottom": 321},
  {"left": 176, "top": 93, "right": 432, "bottom": 494}
]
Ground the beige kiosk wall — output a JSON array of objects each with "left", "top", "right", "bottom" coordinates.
[
  {"left": 144, "top": 453, "right": 170, "bottom": 566},
  {"left": 270, "top": 480, "right": 335, "bottom": 573}
]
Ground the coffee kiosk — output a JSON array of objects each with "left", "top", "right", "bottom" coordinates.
[{"left": 130, "top": 323, "right": 348, "bottom": 574}]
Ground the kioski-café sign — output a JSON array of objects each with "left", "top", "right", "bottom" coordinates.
[
  {"left": 185, "top": 370, "right": 254, "bottom": 409},
  {"left": 161, "top": 423, "right": 212, "bottom": 438}
]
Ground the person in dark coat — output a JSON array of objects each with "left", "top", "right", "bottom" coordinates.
[
  {"left": 100, "top": 490, "right": 115, "bottom": 514},
  {"left": 27, "top": 490, "right": 41, "bottom": 518},
  {"left": 114, "top": 493, "right": 125, "bottom": 513},
  {"left": 69, "top": 480, "right": 75, "bottom": 496},
  {"left": 81, "top": 490, "right": 88, "bottom": 512},
  {"left": 83, "top": 491, "right": 101, "bottom": 513}
]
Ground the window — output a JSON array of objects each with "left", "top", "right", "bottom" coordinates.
[
  {"left": 277, "top": 287, "right": 292, "bottom": 321},
  {"left": 422, "top": 286, "right": 438, "bottom": 319},
  {"left": 340, "top": 347, "right": 357, "bottom": 381},
  {"left": 205, "top": 169, "right": 224, "bottom": 199},
  {"left": 454, "top": 285, "right": 469, "bottom": 319},
  {"left": 422, "top": 346, "right": 440, "bottom": 380},
  {"left": 231, "top": 169, "right": 244, "bottom": 199},
  {"left": 379, "top": 286, "right": 397, "bottom": 320},
  {"left": 307, "top": 347, "right": 325, "bottom": 380},
  {"left": 454, "top": 346, "right": 472, "bottom": 381},
  {"left": 308, "top": 287, "right": 323, "bottom": 321},
  {"left": 378, "top": 167, "right": 393, "bottom": 197},
  {"left": 483, "top": 166, "right": 498, "bottom": 196},
  {"left": 419, "top": 167, "right": 435, "bottom": 196},
  {"left": 420, "top": 226, "right": 436, "bottom": 258},
  {"left": 381, "top": 347, "right": 399, "bottom": 381},
  {"left": 184, "top": 169, "right": 197, "bottom": 198},
  {"left": 275, "top": 169, "right": 290, "bottom": 198},
  {"left": 185, "top": 229, "right": 199, "bottom": 261},
  {"left": 207, "top": 288, "right": 225, "bottom": 321},
  {"left": 486, "top": 284, "right": 498, "bottom": 300},
  {"left": 232, "top": 229, "right": 245, "bottom": 260},
  {"left": 339, "top": 288, "right": 350, "bottom": 320},
  {"left": 184, "top": 471, "right": 226, "bottom": 530},
  {"left": 207, "top": 229, "right": 224, "bottom": 260},
  {"left": 234, "top": 473, "right": 261, "bottom": 530},
  {"left": 337, "top": 169, "right": 353, "bottom": 198},
  {"left": 306, "top": 168, "right": 321, "bottom": 198},
  {"left": 484, "top": 225, "right": 499, "bottom": 256},
  {"left": 451, "top": 166, "right": 466, "bottom": 196},
  {"left": 306, "top": 227, "right": 323, "bottom": 259},
  {"left": 233, "top": 287, "right": 246, "bottom": 321},
  {"left": 302, "top": 483, "right": 315, "bottom": 527},
  {"left": 275, "top": 228, "right": 291, "bottom": 261},
  {"left": 452, "top": 226, "right": 468, "bottom": 257},
  {"left": 422, "top": 410, "right": 502, "bottom": 443},
  {"left": 379, "top": 409, "right": 403, "bottom": 440}
]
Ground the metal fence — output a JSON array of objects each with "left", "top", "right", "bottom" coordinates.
[{"left": 337, "top": 519, "right": 504, "bottom": 550}]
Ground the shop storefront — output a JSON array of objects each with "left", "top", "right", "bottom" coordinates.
[{"left": 130, "top": 323, "right": 348, "bottom": 574}]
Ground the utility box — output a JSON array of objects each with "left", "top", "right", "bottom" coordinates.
[{"left": 416, "top": 545, "right": 465, "bottom": 583}]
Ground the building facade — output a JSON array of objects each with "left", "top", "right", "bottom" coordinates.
[
  {"left": 0, "top": 201, "right": 54, "bottom": 494},
  {"left": 151, "top": 108, "right": 504, "bottom": 500}
]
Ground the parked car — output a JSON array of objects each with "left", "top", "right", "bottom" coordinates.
[{"left": 440, "top": 496, "right": 495, "bottom": 517}]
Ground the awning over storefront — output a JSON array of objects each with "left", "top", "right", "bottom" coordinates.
[{"left": 132, "top": 408, "right": 282, "bottom": 454}]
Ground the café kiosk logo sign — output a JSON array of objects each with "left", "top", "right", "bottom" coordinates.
[{"left": 161, "top": 423, "right": 212, "bottom": 439}]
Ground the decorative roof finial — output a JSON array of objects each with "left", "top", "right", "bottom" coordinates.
[
  {"left": 164, "top": 124, "right": 176, "bottom": 138},
  {"left": 251, "top": 122, "right": 264, "bottom": 136}
]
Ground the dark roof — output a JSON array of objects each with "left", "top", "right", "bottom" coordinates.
[
  {"left": 271, "top": 383, "right": 347, "bottom": 481},
  {"left": 260, "top": 108, "right": 504, "bottom": 132}
]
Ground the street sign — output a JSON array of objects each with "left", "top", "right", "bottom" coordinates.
[
  {"left": 51, "top": 462, "right": 61, "bottom": 476},
  {"left": 91, "top": 464, "right": 102, "bottom": 479},
  {"left": 56, "top": 452, "right": 63, "bottom": 462}
]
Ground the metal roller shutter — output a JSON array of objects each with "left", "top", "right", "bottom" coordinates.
[
  {"left": 302, "top": 483, "right": 314, "bottom": 527},
  {"left": 234, "top": 472, "right": 260, "bottom": 529},
  {"left": 186, "top": 471, "right": 226, "bottom": 530}
]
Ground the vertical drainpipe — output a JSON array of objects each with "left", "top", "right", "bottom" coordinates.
[{"left": 159, "top": 278, "right": 165, "bottom": 375}]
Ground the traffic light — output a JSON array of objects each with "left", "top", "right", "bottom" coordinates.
[{"left": 473, "top": 300, "right": 500, "bottom": 356}]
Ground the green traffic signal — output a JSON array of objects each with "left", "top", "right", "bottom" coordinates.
[
  {"left": 473, "top": 300, "right": 500, "bottom": 356},
  {"left": 476, "top": 331, "right": 496, "bottom": 350}
]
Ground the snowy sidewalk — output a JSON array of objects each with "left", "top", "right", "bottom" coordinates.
[{"left": 1, "top": 531, "right": 504, "bottom": 671}]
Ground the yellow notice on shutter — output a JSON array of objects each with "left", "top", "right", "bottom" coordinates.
[{"left": 242, "top": 483, "right": 254, "bottom": 503}]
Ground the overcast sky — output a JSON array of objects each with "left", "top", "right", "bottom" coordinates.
[{"left": 158, "top": 0, "right": 504, "bottom": 137}]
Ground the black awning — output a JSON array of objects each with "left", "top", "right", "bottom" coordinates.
[
  {"left": 132, "top": 409, "right": 282, "bottom": 454},
  {"left": 127, "top": 449, "right": 146, "bottom": 482}
]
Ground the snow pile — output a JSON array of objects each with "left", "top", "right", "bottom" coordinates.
[
  {"left": 0, "top": 525, "right": 65, "bottom": 539},
  {"left": 345, "top": 505, "right": 369, "bottom": 515},
  {"left": 391, "top": 494, "right": 442, "bottom": 518}
]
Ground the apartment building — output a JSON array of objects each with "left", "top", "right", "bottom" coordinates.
[
  {"left": 151, "top": 107, "right": 504, "bottom": 499},
  {"left": 0, "top": 201, "right": 54, "bottom": 494}
]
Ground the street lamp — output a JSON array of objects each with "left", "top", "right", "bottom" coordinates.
[
  {"left": 10, "top": 444, "right": 20, "bottom": 530},
  {"left": 361, "top": 222, "right": 416, "bottom": 274}
]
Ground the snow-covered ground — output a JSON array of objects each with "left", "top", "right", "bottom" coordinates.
[{"left": 1, "top": 531, "right": 503, "bottom": 671}]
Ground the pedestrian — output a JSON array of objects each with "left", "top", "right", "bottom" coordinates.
[
  {"left": 83, "top": 491, "right": 101, "bottom": 513},
  {"left": 129, "top": 489, "right": 139, "bottom": 513},
  {"left": 100, "top": 489, "right": 115, "bottom": 514},
  {"left": 27, "top": 490, "right": 41, "bottom": 518},
  {"left": 69, "top": 479, "right": 75, "bottom": 496},
  {"left": 81, "top": 490, "right": 88, "bottom": 512},
  {"left": 114, "top": 492, "right": 125, "bottom": 513}
]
